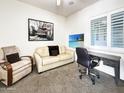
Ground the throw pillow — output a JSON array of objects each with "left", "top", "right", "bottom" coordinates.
[
  {"left": 48, "top": 46, "right": 59, "bottom": 56},
  {"left": 6, "top": 53, "right": 20, "bottom": 63}
]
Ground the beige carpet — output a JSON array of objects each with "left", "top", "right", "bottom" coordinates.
[{"left": 0, "top": 63, "right": 124, "bottom": 93}]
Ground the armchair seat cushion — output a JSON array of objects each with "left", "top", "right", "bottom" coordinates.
[
  {"left": 11, "top": 60, "right": 31, "bottom": 71},
  {"left": 42, "top": 56, "right": 59, "bottom": 65},
  {"left": 58, "top": 54, "right": 73, "bottom": 61},
  {"left": 13, "top": 64, "right": 31, "bottom": 75}
]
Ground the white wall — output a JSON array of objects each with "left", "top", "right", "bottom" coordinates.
[
  {"left": 0, "top": 0, "right": 67, "bottom": 55},
  {"left": 67, "top": 0, "right": 124, "bottom": 80}
]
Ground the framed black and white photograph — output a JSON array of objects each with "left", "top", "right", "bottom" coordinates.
[{"left": 28, "top": 18, "right": 54, "bottom": 41}]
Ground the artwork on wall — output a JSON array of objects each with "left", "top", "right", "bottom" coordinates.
[
  {"left": 69, "top": 33, "right": 84, "bottom": 48},
  {"left": 28, "top": 18, "right": 54, "bottom": 41}
]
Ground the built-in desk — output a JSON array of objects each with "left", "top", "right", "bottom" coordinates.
[{"left": 88, "top": 50, "right": 124, "bottom": 86}]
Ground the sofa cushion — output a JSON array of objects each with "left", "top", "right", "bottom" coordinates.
[
  {"left": 59, "top": 46, "right": 66, "bottom": 54},
  {"left": 6, "top": 53, "right": 20, "bottom": 63},
  {"left": 42, "top": 56, "right": 59, "bottom": 65},
  {"left": 11, "top": 60, "right": 31, "bottom": 71},
  {"left": 58, "top": 54, "right": 73, "bottom": 61},
  {"left": 35, "top": 47, "right": 49, "bottom": 57},
  {"left": 48, "top": 46, "right": 59, "bottom": 56}
]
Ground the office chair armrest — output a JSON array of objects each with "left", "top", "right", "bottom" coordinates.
[
  {"left": 90, "top": 56, "right": 101, "bottom": 66},
  {"left": 90, "top": 56, "right": 100, "bottom": 62}
]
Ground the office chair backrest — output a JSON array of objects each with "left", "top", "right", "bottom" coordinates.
[{"left": 76, "top": 47, "right": 90, "bottom": 68}]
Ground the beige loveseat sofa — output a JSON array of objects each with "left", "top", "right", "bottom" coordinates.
[{"left": 34, "top": 46, "right": 75, "bottom": 73}]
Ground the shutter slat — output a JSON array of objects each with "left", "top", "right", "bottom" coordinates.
[
  {"left": 111, "top": 11, "right": 124, "bottom": 48},
  {"left": 91, "top": 16, "right": 107, "bottom": 46}
]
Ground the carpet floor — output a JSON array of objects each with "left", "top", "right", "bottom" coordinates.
[{"left": 0, "top": 63, "right": 124, "bottom": 93}]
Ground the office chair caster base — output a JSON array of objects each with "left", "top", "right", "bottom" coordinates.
[
  {"left": 97, "top": 75, "right": 100, "bottom": 79},
  {"left": 92, "top": 81, "right": 95, "bottom": 85},
  {"left": 79, "top": 75, "right": 82, "bottom": 79},
  {"left": 91, "top": 76, "right": 95, "bottom": 85},
  {"left": 79, "top": 69, "right": 82, "bottom": 73},
  {"left": 91, "top": 79, "right": 95, "bottom": 85}
]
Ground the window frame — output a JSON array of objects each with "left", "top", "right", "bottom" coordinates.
[
  {"left": 111, "top": 11, "right": 124, "bottom": 48},
  {"left": 90, "top": 16, "right": 107, "bottom": 46},
  {"left": 90, "top": 8, "right": 124, "bottom": 53}
]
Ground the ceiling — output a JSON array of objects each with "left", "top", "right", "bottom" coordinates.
[{"left": 18, "top": 0, "right": 99, "bottom": 17}]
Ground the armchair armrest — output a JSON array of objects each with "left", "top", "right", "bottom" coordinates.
[
  {"left": 0, "top": 63, "right": 8, "bottom": 71},
  {"left": 0, "top": 60, "right": 5, "bottom": 64},
  {"left": 0, "top": 61, "right": 12, "bottom": 70},
  {"left": 0, "top": 62, "right": 12, "bottom": 86},
  {"left": 20, "top": 56, "right": 33, "bottom": 71},
  {"left": 0, "top": 60, "right": 6, "bottom": 70}
]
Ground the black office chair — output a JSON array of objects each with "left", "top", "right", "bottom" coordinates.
[{"left": 76, "top": 47, "right": 100, "bottom": 85}]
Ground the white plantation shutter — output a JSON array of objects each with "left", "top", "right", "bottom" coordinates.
[
  {"left": 91, "top": 16, "right": 107, "bottom": 46},
  {"left": 111, "top": 11, "right": 124, "bottom": 48}
]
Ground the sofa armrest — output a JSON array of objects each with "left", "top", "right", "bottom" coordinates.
[
  {"left": 66, "top": 49, "right": 75, "bottom": 61},
  {"left": 66, "top": 49, "right": 75, "bottom": 56},
  {"left": 34, "top": 53, "right": 43, "bottom": 73},
  {"left": 20, "top": 56, "right": 33, "bottom": 71}
]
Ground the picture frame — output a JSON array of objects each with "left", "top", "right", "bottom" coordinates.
[
  {"left": 28, "top": 18, "right": 54, "bottom": 41},
  {"left": 69, "top": 33, "right": 84, "bottom": 48}
]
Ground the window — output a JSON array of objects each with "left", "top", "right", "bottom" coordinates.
[
  {"left": 91, "top": 16, "right": 107, "bottom": 46},
  {"left": 111, "top": 11, "right": 124, "bottom": 48}
]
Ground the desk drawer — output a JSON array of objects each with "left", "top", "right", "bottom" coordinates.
[{"left": 103, "top": 59, "right": 119, "bottom": 67}]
